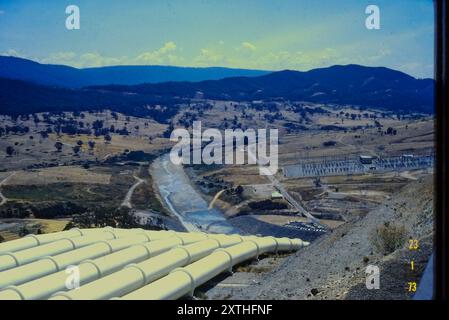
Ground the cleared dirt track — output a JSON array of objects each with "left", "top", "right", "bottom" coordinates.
[{"left": 0, "top": 172, "right": 15, "bottom": 206}]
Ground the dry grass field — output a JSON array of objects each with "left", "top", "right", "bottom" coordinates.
[
  {"left": 0, "top": 111, "right": 171, "bottom": 171},
  {"left": 0, "top": 218, "right": 69, "bottom": 242},
  {"left": 6, "top": 166, "right": 111, "bottom": 185}
]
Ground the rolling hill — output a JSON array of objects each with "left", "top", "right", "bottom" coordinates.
[
  {"left": 90, "top": 64, "right": 435, "bottom": 113},
  {"left": 0, "top": 56, "right": 269, "bottom": 88},
  {"left": 0, "top": 64, "right": 435, "bottom": 118},
  {"left": 0, "top": 77, "right": 184, "bottom": 121}
]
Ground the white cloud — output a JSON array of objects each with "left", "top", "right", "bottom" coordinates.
[
  {"left": 399, "top": 62, "right": 434, "bottom": 79},
  {"left": 39, "top": 51, "right": 123, "bottom": 68},
  {"left": 40, "top": 52, "right": 77, "bottom": 65},
  {"left": 35, "top": 42, "right": 183, "bottom": 68},
  {"left": 79, "top": 53, "right": 122, "bottom": 67},
  {"left": 1, "top": 49, "right": 29, "bottom": 59},
  {"left": 194, "top": 48, "right": 227, "bottom": 66},
  {"left": 241, "top": 42, "right": 256, "bottom": 51},
  {"left": 135, "top": 41, "right": 180, "bottom": 65},
  {"left": 14, "top": 39, "right": 425, "bottom": 77}
]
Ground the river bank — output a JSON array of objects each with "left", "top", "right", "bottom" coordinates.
[{"left": 150, "top": 154, "right": 241, "bottom": 234}]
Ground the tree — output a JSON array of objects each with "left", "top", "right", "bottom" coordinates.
[
  {"left": 104, "top": 134, "right": 112, "bottom": 144},
  {"left": 6, "top": 146, "right": 14, "bottom": 157},
  {"left": 73, "top": 145, "right": 81, "bottom": 156},
  {"left": 386, "top": 127, "right": 397, "bottom": 135},
  {"left": 323, "top": 141, "right": 337, "bottom": 147},
  {"left": 19, "top": 226, "right": 31, "bottom": 237},
  {"left": 33, "top": 114, "right": 40, "bottom": 126},
  {"left": 88, "top": 141, "right": 96, "bottom": 150},
  {"left": 69, "top": 206, "right": 140, "bottom": 229},
  {"left": 235, "top": 185, "right": 244, "bottom": 196},
  {"left": 92, "top": 120, "right": 104, "bottom": 130},
  {"left": 163, "top": 124, "right": 174, "bottom": 138},
  {"left": 54, "top": 141, "right": 63, "bottom": 152}
]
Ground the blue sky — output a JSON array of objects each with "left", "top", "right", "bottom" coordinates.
[{"left": 0, "top": 0, "right": 434, "bottom": 78}]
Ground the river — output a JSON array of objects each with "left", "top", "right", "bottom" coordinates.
[{"left": 150, "top": 153, "right": 241, "bottom": 234}]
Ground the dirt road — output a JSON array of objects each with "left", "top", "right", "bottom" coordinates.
[
  {"left": 0, "top": 172, "right": 15, "bottom": 206},
  {"left": 120, "top": 175, "right": 144, "bottom": 208}
]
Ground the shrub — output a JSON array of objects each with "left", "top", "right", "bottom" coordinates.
[
  {"left": 370, "top": 222, "right": 407, "bottom": 255},
  {"left": 323, "top": 141, "right": 337, "bottom": 147},
  {"left": 248, "top": 199, "right": 288, "bottom": 210}
]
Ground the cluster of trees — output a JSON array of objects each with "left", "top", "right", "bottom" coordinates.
[
  {"left": 263, "top": 112, "right": 284, "bottom": 123},
  {"left": 0, "top": 203, "right": 162, "bottom": 232},
  {"left": 1, "top": 77, "right": 184, "bottom": 122},
  {"left": 53, "top": 139, "right": 96, "bottom": 154},
  {"left": 283, "top": 122, "right": 308, "bottom": 134},
  {"left": 248, "top": 199, "right": 288, "bottom": 211},
  {"left": 178, "top": 112, "right": 199, "bottom": 129},
  {"left": 64, "top": 207, "right": 141, "bottom": 230},
  {"left": 0, "top": 125, "right": 30, "bottom": 136},
  {"left": 222, "top": 115, "right": 246, "bottom": 130},
  {"left": 385, "top": 127, "right": 398, "bottom": 135},
  {"left": 336, "top": 111, "right": 363, "bottom": 121},
  {"left": 249, "top": 102, "right": 279, "bottom": 113}
]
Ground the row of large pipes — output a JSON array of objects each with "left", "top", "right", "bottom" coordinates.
[
  {"left": 121, "top": 236, "right": 301, "bottom": 300},
  {"left": 0, "top": 229, "right": 135, "bottom": 272},
  {"left": 50, "top": 236, "right": 245, "bottom": 300},
  {"left": 0, "top": 230, "right": 178, "bottom": 288},
  {"left": 0, "top": 229, "right": 209, "bottom": 299},
  {"left": 0, "top": 228, "right": 181, "bottom": 272},
  {"left": 0, "top": 228, "right": 101, "bottom": 255},
  {"left": 0, "top": 228, "right": 306, "bottom": 300}
]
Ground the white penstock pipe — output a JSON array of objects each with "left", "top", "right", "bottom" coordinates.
[
  {"left": 0, "top": 228, "right": 145, "bottom": 272},
  {"left": 120, "top": 237, "right": 304, "bottom": 300},
  {"left": 0, "top": 231, "right": 177, "bottom": 288},
  {"left": 0, "top": 232, "right": 208, "bottom": 300},
  {"left": 49, "top": 235, "right": 245, "bottom": 300},
  {"left": 0, "top": 228, "right": 104, "bottom": 255}
]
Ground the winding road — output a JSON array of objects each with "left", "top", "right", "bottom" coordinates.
[
  {"left": 0, "top": 172, "right": 16, "bottom": 206},
  {"left": 244, "top": 144, "right": 327, "bottom": 229},
  {"left": 120, "top": 175, "right": 144, "bottom": 208}
]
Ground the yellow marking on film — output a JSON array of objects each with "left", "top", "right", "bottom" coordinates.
[
  {"left": 408, "top": 282, "right": 417, "bottom": 292},
  {"left": 408, "top": 239, "right": 419, "bottom": 250}
]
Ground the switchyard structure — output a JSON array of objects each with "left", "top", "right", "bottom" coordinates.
[{"left": 283, "top": 154, "right": 435, "bottom": 178}]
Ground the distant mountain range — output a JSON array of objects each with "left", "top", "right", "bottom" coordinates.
[
  {"left": 0, "top": 57, "right": 435, "bottom": 118},
  {"left": 0, "top": 56, "right": 269, "bottom": 87},
  {"left": 90, "top": 64, "right": 434, "bottom": 113}
]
